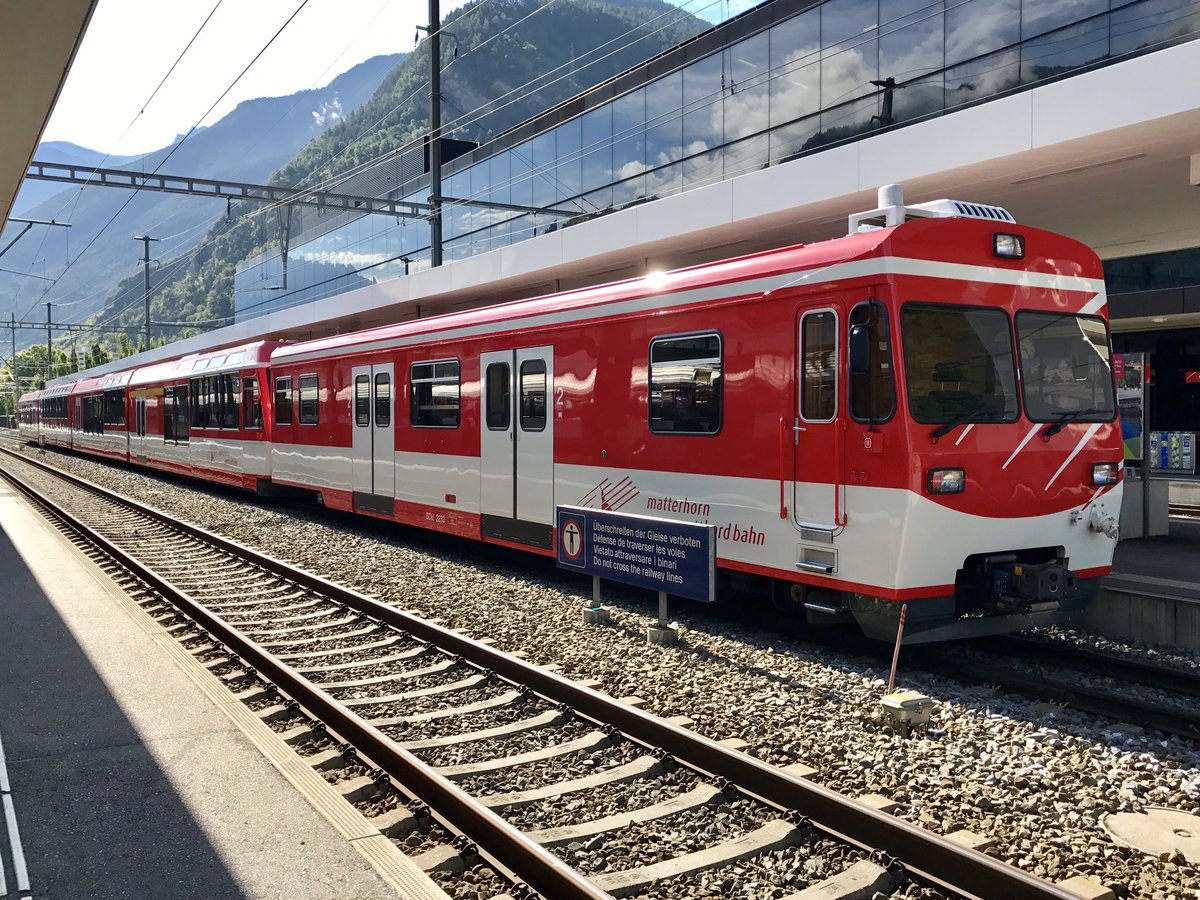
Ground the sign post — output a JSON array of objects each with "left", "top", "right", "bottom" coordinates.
[{"left": 556, "top": 506, "right": 715, "bottom": 644}]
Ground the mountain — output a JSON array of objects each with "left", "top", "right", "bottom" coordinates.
[
  {"left": 88, "top": 0, "right": 707, "bottom": 347},
  {"left": 0, "top": 52, "right": 402, "bottom": 343}
]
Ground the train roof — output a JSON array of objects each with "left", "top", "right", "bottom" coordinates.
[
  {"left": 70, "top": 369, "right": 134, "bottom": 395},
  {"left": 272, "top": 227, "right": 894, "bottom": 364},
  {"left": 128, "top": 340, "right": 283, "bottom": 388}
]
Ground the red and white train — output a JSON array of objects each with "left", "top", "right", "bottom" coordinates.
[{"left": 18, "top": 187, "right": 1124, "bottom": 641}]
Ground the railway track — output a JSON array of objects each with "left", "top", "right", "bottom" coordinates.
[
  {"left": 1169, "top": 501, "right": 1200, "bottom": 519},
  {"left": 0, "top": 447, "right": 1080, "bottom": 900},
  {"left": 912, "top": 635, "right": 1200, "bottom": 741}
]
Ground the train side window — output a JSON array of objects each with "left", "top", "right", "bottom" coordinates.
[
  {"left": 164, "top": 385, "right": 190, "bottom": 443},
  {"left": 274, "top": 376, "right": 293, "bottom": 425},
  {"left": 354, "top": 375, "right": 370, "bottom": 426},
  {"left": 374, "top": 373, "right": 391, "bottom": 428},
  {"left": 410, "top": 359, "right": 460, "bottom": 428},
  {"left": 243, "top": 376, "right": 262, "bottom": 430},
  {"left": 485, "top": 363, "right": 510, "bottom": 430},
  {"left": 649, "top": 332, "right": 722, "bottom": 434},
  {"left": 103, "top": 389, "right": 125, "bottom": 427},
  {"left": 801, "top": 310, "right": 837, "bottom": 422},
  {"left": 299, "top": 374, "right": 319, "bottom": 425},
  {"left": 223, "top": 374, "right": 240, "bottom": 429},
  {"left": 849, "top": 302, "right": 895, "bottom": 423},
  {"left": 190, "top": 377, "right": 204, "bottom": 427},
  {"left": 519, "top": 360, "right": 546, "bottom": 432}
]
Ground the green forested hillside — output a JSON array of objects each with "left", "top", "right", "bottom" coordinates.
[{"left": 88, "top": 0, "right": 705, "bottom": 348}]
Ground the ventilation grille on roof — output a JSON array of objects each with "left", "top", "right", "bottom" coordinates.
[{"left": 907, "top": 199, "right": 1016, "bottom": 222}]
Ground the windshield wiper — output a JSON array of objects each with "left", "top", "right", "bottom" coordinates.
[
  {"left": 1043, "top": 407, "right": 1099, "bottom": 438},
  {"left": 930, "top": 411, "right": 976, "bottom": 439}
]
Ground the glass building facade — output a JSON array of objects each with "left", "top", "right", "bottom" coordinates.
[{"left": 235, "top": 0, "right": 1200, "bottom": 321}]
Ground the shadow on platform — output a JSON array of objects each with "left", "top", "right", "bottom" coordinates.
[{"left": 0, "top": 519, "right": 249, "bottom": 900}]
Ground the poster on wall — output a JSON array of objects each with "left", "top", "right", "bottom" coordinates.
[{"left": 1114, "top": 352, "right": 1145, "bottom": 462}]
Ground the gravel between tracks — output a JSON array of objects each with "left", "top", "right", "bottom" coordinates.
[{"left": 23, "top": 448, "right": 1200, "bottom": 900}]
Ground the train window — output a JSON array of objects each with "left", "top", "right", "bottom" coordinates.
[
  {"left": 901, "top": 303, "right": 1019, "bottom": 424},
  {"left": 519, "top": 360, "right": 547, "bottom": 432},
  {"left": 485, "top": 363, "right": 511, "bottom": 430},
  {"left": 164, "top": 385, "right": 190, "bottom": 443},
  {"left": 801, "top": 310, "right": 837, "bottom": 422},
  {"left": 82, "top": 395, "right": 103, "bottom": 434},
  {"left": 374, "top": 373, "right": 391, "bottom": 428},
  {"left": 849, "top": 303, "right": 895, "bottom": 423},
  {"left": 299, "top": 374, "right": 319, "bottom": 425},
  {"left": 649, "top": 333, "right": 722, "bottom": 434},
  {"left": 1016, "top": 312, "right": 1116, "bottom": 422},
  {"left": 274, "top": 376, "right": 293, "bottom": 425},
  {"left": 190, "top": 377, "right": 206, "bottom": 428},
  {"left": 222, "top": 373, "right": 240, "bottom": 429},
  {"left": 410, "top": 360, "right": 461, "bottom": 428},
  {"left": 243, "top": 376, "right": 262, "bottom": 430},
  {"left": 355, "top": 375, "right": 370, "bottom": 427},
  {"left": 104, "top": 389, "right": 126, "bottom": 426}
]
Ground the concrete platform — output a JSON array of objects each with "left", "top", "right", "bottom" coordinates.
[
  {"left": 0, "top": 479, "right": 419, "bottom": 899},
  {"left": 1086, "top": 516, "right": 1200, "bottom": 650}
]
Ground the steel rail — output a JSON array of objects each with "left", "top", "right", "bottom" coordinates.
[
  {"left": 990, "top": 635, "right": 1200, "bottom": 699},
  {"left": 0, "top": 459, "right": 610, "bottom": 900},
  {"left": 0, "top": 448, "right": 1077, "bottom": 900},
  {"left": 913, "top": 650, "right": 1200, "bottom": 741}
]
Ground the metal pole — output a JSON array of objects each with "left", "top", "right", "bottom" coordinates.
[
  {"left": 45, "top": 302, "right": 52, "bottom": 383},
  {"left": 658, "top": 590, "right": 668, "bottom": 628},
  {"left": 135, "top": 235, "right": 159, "bottom": 350},
  {"left": 428, "top": 0, "right": 443, "bottom": 268},
  {"left": 887, "top": 604, "right": 908, "bottom": 695},
  {"left": 1142, "top": 360, "right": 1151, "bottom": 538}
]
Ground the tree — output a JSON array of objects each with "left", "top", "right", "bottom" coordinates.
[
  {"left": 0, "top": 344, "right": 70, "bottom": 413},
  {"left": 85, "top": 342, "right": 111, "bottom": 369}
]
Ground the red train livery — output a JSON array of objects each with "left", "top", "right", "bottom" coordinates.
[{"left": 19, "top": 188, "right": 1124, "bottom": 641}]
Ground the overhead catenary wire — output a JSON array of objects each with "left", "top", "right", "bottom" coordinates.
[
  {"left": 12, "top": 0, "right": 229, "bottom": 325},
  {"left": 15, "top": 0, "right": 316, "bottom": 332},
  {"left": 57, "top": 0, "right": 726, "bottom": 338}
]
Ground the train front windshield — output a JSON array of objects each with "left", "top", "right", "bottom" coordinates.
[
  {"left": 901, "top": 304, "right": 1019, "bottom": 424},
  {"left": 1016, "top": 312, "right": 1116, "bottom": 422},
  {"left": 900, "top": 305, "right": 1116, "bottom": 426}
]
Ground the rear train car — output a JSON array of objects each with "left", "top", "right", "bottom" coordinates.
[
  {"left": 17, "top": 390, "right": 41, "bottom": 444},
  {"left": 125, "top": 341, "right": 279, "bottom": 490},
  {"left": 37, "top": 383, "right": 73, "bottom": 449},
  {"left": 268, "top": 188, "right": 1123, "bottom": 642},
  {"left": 71, "top": 371, "right": 134, "bottom": 461}
]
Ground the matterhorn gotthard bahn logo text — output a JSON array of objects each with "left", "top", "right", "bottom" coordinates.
[{"left": 577, "top": 476, "right": 764, "bottom": 546}]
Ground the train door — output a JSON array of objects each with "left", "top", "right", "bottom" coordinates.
[
  {"left": 793, "top": 305, "right": 844, "bottom": 553},
  {"left": 133, "top": 397, "right": 147, "bottom": 461},
  {"left": 351, "top": 363, "right": 395, "bottom": 513},
  {"left": 479, "top": 346, "right": 554, "bottom": 549}
]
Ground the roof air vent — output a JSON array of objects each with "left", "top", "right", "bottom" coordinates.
[{"left": 848, "top": 185, "right": 1016, "bottom": 234}]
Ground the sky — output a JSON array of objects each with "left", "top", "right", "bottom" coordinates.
[
  {"left": 43, "top": 0, "right": 751, "bottom": 158},
  {"left": 42, "top": 0, "right": 474, "bottom": 156}
]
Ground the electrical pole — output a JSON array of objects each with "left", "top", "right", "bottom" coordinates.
[
  {"left": 46, "top": 302, "right": 52, "bottom": 383},
  {"left": 9, "top": 313, "right": 15, "bottom": 398},
  {"left": 135, "top": 234, "right": 159, "bottom": 350},
  {"left": 428, "top": 0, "right": 443, "bottom": 268}
]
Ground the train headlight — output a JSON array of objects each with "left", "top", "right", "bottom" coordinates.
[
  {"left": 926, "top": 468, "right": 965, "bottom": 494},
  {"left": 1092, "top": 462, "right": 1120, "bottom": 486},
  {"left": 993, "top": 233, "right": 1025, "bottom": 259}
]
